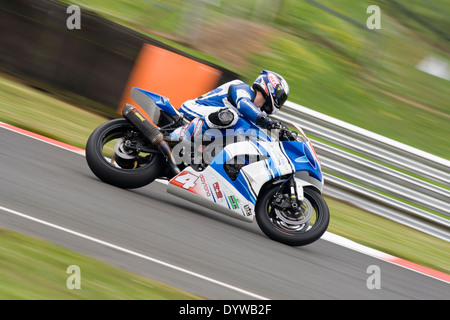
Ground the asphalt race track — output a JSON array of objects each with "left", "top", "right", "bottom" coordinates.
[{"left": 1, "top": 126, "right": 449, "bottom": 299}]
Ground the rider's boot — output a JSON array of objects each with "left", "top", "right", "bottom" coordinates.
[{"left": 168, "top": 117, "right": 206, "bottom": 142}]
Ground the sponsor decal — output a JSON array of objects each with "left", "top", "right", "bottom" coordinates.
[
  {"left": 228, "top": 195, "right": 240, "bottom": 210},
  {"left": 213, "top": 182, "right": 223, "bottom": 199},
  {"left": 132, "top": 109, "right": 146, "bottom": 122},
  {"left": 193, "top": 119, "right": 204, "bottom": 136},
  {"left": 243, "top": 204, "right": 252, "bottom": 216},
  {"left": 179, "top": 124, "right": 188, "bottom": 138},
  {"left": 199, "top": 174, "right": 211, "bottom": 197},
  {"left": 267, "top": 73, "right": 279, "bottom": 88}
]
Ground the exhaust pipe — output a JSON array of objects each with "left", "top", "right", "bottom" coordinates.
[{"left": 122, "top": 104, "right": 180, "bottom": 175}]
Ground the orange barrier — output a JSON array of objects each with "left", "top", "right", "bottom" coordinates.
[{"left": 119, "top": 44, "right": 222, "bottom": 123}]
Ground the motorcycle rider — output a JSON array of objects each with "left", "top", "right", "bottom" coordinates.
[{"left": 170, "top": 70, "right": 290, "bottom": 141}]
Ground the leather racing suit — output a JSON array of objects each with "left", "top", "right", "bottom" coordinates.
[{"left": 170, "top": 80, "right": 271, "bottom": 141}]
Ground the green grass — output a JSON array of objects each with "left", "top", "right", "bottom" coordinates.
[
  {"left": 0, "top": 229, "right": 202, "bottom": 299},
  {"left": 0, "top": 75, "right": 107, "bottom": 150},
  {"left": 0, "top": 74, "right": 448, "bottom": 299}
]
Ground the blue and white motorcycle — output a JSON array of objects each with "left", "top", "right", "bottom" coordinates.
[{"left": 86, "top": 88, "right": 330, "bottom": 246}]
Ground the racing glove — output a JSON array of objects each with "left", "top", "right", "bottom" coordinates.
[{"left": 265, "top": 119, "right": 283, "bottom": 130}]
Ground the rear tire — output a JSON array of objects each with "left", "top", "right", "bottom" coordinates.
[
  {"left": 256, "top": 184, "right": 329, "bottom": 246},
  {"left": 86, "top": 119, "right": 165, "bottom": 189}
]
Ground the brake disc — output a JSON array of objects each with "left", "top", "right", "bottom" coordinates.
[
  {"left": 274, "top": 197, "right": 313, "bottom": 226},
  {"left": 113, "top": 138, "right": 136, "bottom": 160}
]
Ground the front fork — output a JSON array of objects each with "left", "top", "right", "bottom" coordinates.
[
  {"left": 272, "top": 176, "right": 303, "bottom": 217},
  {"left": 288, "top": 177, "right": 300, "bottom": 210}
]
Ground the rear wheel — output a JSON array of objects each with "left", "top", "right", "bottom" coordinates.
[
  {"left": 256, "top": 183, "right": 329, "bottom": 246},
  {"left": 86, "top": 119, "right": 165, "bottom": 189}
]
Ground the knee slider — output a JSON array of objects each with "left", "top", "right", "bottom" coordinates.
[{"left": 207, "top": 108, "right": 236, "bottom": 127}]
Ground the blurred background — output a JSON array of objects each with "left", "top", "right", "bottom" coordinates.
[
  {"left": 1, "top": 0, "right": 449, "bottom": 159},
  {"left": 0, "top": 0, "right": 449, "bottom": 298}
]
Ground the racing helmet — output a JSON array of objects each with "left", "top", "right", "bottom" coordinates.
[{"left": 252, "top": 70, "right": 289, "bottom": 114}]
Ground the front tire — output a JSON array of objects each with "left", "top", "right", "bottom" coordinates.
[
  {"left": 86, "top": 119, "right": 165, "bottom": 189},
  {"left": 256, "top": 184, "right": 330, "bottom": 246}
]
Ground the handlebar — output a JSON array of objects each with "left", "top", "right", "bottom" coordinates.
[{"left": 279, "top": 127, "right": 297, "bottom": 141}]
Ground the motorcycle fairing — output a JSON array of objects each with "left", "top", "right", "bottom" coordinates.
[
  {"left": 280, "top": 141, "right": 322, "bottom": 182},
  {"left": 208, "top": 140, "right": 321, "bottom": 202},
  {"left": 167, "top": 166, "right": 255, "bottom": 222},
  {"left": 167, "top": 138, "right": 321, "bottom": 221},
  {"left": 131, "top": 88, "right": 180, "bottom": 118}
]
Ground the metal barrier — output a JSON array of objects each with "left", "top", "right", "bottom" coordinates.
[{"left": 273, "top": 101, "right": 450, "bottom": 242}]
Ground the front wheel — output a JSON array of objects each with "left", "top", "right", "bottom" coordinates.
[
  {"left": 86, "top": 118, "right": 165, "bottom": 189},
  {"left": 256, "top": 183, "right": 330, "bottom": 246}
]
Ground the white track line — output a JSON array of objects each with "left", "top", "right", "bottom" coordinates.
[
  {"left": 1, "top": 122, "right": 449, "bottom": 286},
  {"left": 0, "top": 205, "right": 268, "bottom": 299}
]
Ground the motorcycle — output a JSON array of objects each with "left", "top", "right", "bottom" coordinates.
[{"left": 86, "top": 87, "right": 329, "bottom": 246}]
